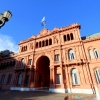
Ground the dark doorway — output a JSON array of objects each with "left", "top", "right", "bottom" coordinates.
[{"left": 36, "top": 56, "right": 50, "bottom": 88}]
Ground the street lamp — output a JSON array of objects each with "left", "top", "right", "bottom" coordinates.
[{"left": 0, "top": 10, "right": 12, "bottom": 28}]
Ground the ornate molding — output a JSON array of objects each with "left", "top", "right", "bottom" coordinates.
[{"left": 37, "top": 28, "right": 50, "bottom": 37}]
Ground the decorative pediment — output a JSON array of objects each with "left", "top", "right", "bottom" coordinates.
[
  {"left": 31, "top": 35, "right": 35, "bottom": 39},
  {"left": 37, "top": 28, "right": 50, "bottom": 37}
]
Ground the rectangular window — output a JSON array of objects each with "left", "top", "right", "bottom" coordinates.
[
  {"left": 74, "top": 73, "right": 78, "bottom": 84},
  {"left": 55, "top": 54, "right": 60, "bottom": 61},
  {"left": 28, "top": 59, "right": 32, "bottom": 65},
  {"left": 94, "top": 70, "right": 100, "bottom": 84},
  {"left": 56, "top": 74, "right": 61, "bottom": 84},
  {"left": 0, "top": 75, "right": 5, "bottom": 84},
  {"left": 7, "top": 75, "right": 12, "bottom": 84}
]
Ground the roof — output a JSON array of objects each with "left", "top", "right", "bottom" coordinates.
[{"left": 81, "top": 32, "right": 100, "bottom": 40}]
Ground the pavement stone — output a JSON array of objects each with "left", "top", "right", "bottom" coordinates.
[{"left": 0, "top": 90, "right": 98, "bottom": 100}]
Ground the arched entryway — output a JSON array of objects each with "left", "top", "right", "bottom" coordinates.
[{"left": 36, "top": 56, "right": 50, "bottom": 88}]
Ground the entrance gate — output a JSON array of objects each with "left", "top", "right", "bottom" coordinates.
[{"left": 35, "top": 56, "right": 50, "bottom": 89}]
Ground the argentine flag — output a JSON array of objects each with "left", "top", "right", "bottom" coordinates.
[{"left": 41, "top": 16, "right": 46, "bottom": 27}]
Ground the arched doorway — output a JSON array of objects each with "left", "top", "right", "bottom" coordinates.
[{"left": 36, "top": 56, "right": 50, "bottom": 88}]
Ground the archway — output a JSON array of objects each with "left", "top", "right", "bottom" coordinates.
[{"left": 36, "top": 56, "right": 50, "bottom": 88}]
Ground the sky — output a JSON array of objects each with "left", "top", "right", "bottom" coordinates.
[{"left": 0, "top": 0, "right": 100, "bottom": 53}]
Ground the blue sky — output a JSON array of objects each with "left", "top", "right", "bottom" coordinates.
[{"left": 0, "top": 0, "right": 100, "bottom": 52}]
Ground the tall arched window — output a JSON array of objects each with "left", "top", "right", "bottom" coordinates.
[
  {"left": 36, "top": 42, "right": 38, "bottom": 48},
  {"left": 12, "top": 61, "right": 16, "bottom": 66},
  {"left": 24, "top": 46, "right": 26, "bottom": 51},
  {"left": 88, "top": 49, "right": 94, "bottom": 59},
  {"left": 67, "top": 34, "right": 70, "bottom": 41},
  {"left": 0, "top": 75, "right": 6, "bottom": 84},
  {"left": 25, "top": 46, "right": 27, "bottom": 51},
  {"left": 63, "top": 35, "right": 67, "bottom": 42},
  {"left": 21, "top": 47, "right": 23, "bottom": 52},
  {"left": 18, "top": 73, "right": 23, "bottom": 85},
  {"left": 94, "top": 69, "right": 100, "bottom": 84},
  {"left": 42, "top": 41, "right": 44, "bottom": 47},
  {"left": 7, "top": 74, "right": 12, "bottom": 84},
  {"left": 71, "top": 69, "right": 80, "bottom": 84},
  {"left": 49, "top": 38, "right": 52, "bottom": 45},
  {"left": 21, "top": 58, "right": 24, "bottom": 67},
  {"left": 94, "top": 49, "right": 99, "bottom": 58},
  {"left": 68, "top": 49, "right": 75, "bottom": 60},
  {"left": 46, "top": 40, "right": 48, "bottom": 46},
  {"left": 70, "top": 33, "right": 74, "bottom": 40},
  {"left": 39, "top": 41, "right": 41, "bottom": 47}
]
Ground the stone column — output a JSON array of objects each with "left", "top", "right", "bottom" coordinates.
[
  {"left": 13, "top": 72, "right": 18, "bottom": 87},
  {"left": 50, "top": 67, "right": 53, "bottom": 87},
  {"left": 50, "top": 66, "right": 55, "bottom": 88},
  {"left": 34, "top": 68, "right": 38, "bottom": 88},
  {"left": 22, "top": 70, "right": 26, "bottom": 87},
  {"left": 29, "top": 68, "right": 34, "bottom": 88},
  {"left": 60, "top": 65, "right": 65, "bottom": 88}
]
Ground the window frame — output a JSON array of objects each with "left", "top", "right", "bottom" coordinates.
[
  {"left": 68, "top": 49, "right": 75, "bottom": 60},
  {"left": 94, "top": 69, "right": 100, "bottom": 84},
  {"left": 94, "top": 49, "right": 99, "bottom": 58},
  {"left": 7, "top": 74, "right": 12, "bottom": 84},
  {"left": 56, "top": 74, "right": 62, "bottom": 84},
  {"left": 71, "top": 69, "right": 80, "bottom": 85},
  {"left": 55, "top": 54, "right": 60, "bottom": 62},
  {"left": 28, "top": 59, "right": 32, "bottom": 65},
  {"left": 0, "top": 75, "right": 6, "bottom": 84}
]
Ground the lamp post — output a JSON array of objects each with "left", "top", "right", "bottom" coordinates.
[{"left": 0, "top": 10, "right": 12, "bottom": 28}]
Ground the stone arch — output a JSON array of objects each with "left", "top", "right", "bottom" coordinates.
[
  {"left": 35, "top": 54, "right": 51, "bottom": 88},
  {"left": 70, "top": 33, "right": 74, "bottom": 40},
  {"left": 34, "top": 53, "right": 53, "bottom": 68},
  {"left": 93, "top": 67, "right": 100, "bottom": 70}
]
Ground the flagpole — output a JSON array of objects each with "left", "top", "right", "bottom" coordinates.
[
  {"left": 44, "top": 23, "right": 46, "bottom": 29},
  {"left": 41, "top": 16, "right": 46, "bottom": 29}
]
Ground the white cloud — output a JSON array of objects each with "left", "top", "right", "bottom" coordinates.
[{"left": 0, "top": 34, "right": 18, "bottom": 53}]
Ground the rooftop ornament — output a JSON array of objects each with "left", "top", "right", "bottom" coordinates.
[{"left": 0, "top": 10, "right": 12, "bottom": 28}]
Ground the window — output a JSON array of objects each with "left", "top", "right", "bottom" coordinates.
[
  {"left": 42, "top": 41, "right": 44, "bottom": 47},
  {"left": 94, "top": 49, "right": 99, "bottom": 58},
  {"left": 94, "top": 69, "right": 100, "bottom": 84},
  {"left": 36, "top": 42, "right": 38, "bottom": 48},
  {"left": 67, "top": 34, "right": 70, "bottom": 41},
  {"left": 39, "top": 41, "right": 41, "bottom": 47},
  {"left": 55, "top": 54, "right": 60, "bottom": 61},
  {"left": 46, "top": 40, "right": 48, "bottom": 46},
  {"left": 49, "top": 39, "right": 52, "bottom": 45},
  {"left": 70, "top": 33, "right": 74, "bottom": 40},
  {"left": 88, "top": 49, "right": 94, "bottom": 59},
  {"left": 21, "top": 58, "right": 24, "bottom": 67},
  {"left": 0, "top": 75, "right": 5, "bottom": 84},
  {"left": 7, "top": 75, "right": 12, "bottom": 84},
  {"left": 18, "top": 73, "right": 23, "bottom": 85},
  {"left": 68, "top": 49, "right": 75, "bottom": 60},
  {"left": 63, "top": 35, "right": 67, "bottom": 42},
  {"left": 28, "top": 59, "right": 32, "bottom": 65},
  {"left": 71, "top": 69, "right": 80, "bottom": 84},
  {"left": 56, "top": 74, "right": 61, "bottom": 84},
  {"left": 12, "top": 61, "right": 16, "bottom": 66}
]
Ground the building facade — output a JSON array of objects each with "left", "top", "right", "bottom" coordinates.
[{"left": 0, "top": 23, "right": 100, "bottom": 94}]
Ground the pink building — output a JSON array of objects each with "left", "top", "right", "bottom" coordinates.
[{"left": 0, "top": 23, "right": 100, "bottom": 94}]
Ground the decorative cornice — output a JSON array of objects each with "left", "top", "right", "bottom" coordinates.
[{"left": 19, "top": 23, "right": 80, "bottom": 45}]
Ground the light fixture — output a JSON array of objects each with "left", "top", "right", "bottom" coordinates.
[{"left": 0, "top": 10, "right": 12, "bottom": 28}]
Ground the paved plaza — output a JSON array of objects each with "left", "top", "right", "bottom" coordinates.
[{"left": 0, "top": 90, "right": 99, "bottom": 100}]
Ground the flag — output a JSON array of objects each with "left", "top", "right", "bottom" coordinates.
[{"left": 41, "top": 16, "right": 46, "bottom": 27}]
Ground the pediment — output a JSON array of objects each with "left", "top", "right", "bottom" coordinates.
[{"left": 37, "top": 28, "right": 50, "bottom": 37}]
